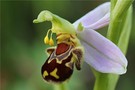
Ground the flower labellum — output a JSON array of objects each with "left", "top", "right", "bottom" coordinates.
[{"left": 33, "top": 10, "right": 84, "bottom": 83}]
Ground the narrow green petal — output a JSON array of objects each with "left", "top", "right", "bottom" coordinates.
[{"left": 33, "top": 10, "right": 76, "bottom": 35}]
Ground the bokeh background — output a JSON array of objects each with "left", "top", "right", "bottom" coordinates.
[{"left": 1, "top": 0, "right": 135, "bottom": 90}]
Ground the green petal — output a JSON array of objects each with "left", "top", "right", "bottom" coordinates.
[{"left": 33, "top": 10, "right": 76, "bottom": 35}]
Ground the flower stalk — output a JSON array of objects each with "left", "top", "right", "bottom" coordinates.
[
  {"left": 54, "top": 83, "right": 67, "bottom": 90},
  {"left": 118, "top": 6, "right": 132, "bottom": 54},
  {"left": 107, "top": 0, "right": 134, "bottom": 44},
  {"left": 93, "top": 71, "right": 119, "bottom": 90}
]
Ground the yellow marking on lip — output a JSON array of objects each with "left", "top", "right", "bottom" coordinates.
[
  {"left": 65, "top": 62, "right": 73, "bottom": 69},
  {"left": 56, "top": 58, "right": 62, "bottom": 64},
  {"left": 43, "top": 71, "right": 49, "bottom": 78},
  {"left": 65, "top": 57, "right": 74, "bottom": 69},
  {"left": 50, "top": 68, "right": 59, "bottom": 79}
]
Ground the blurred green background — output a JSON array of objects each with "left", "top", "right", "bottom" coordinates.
[{"left": 1, "top": 0, "right": 135, "bottom": 90}]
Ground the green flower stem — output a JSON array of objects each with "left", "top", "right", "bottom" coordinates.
[
  {"left": 93, "top": 0, "right": 133, "bottom": 90},
  {"left": 54, "top": 83, "right": 67, "bottom": 90},
  {"left": 118, "top": 6, "right": 132, "bottom": 54},
  {"left": 93, "top": 71, "right": 119, "bottom": 90},
  {"left": 107, "top": 0, "right": 134, "bottom": 44},
  {"left": 111, "top": 0, "right": 117, "bottom": 11}
]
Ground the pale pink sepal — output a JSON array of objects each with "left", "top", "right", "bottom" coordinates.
[
  {"left": 78, "top": 29, "right": 127, "bottom": 74},
  {"left": 73, "top": 2, "right": 110, "bottom": 30}
]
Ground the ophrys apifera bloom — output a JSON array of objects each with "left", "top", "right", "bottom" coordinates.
[{"left": 33, "top": 2, "right": 127, "bottom": 83}]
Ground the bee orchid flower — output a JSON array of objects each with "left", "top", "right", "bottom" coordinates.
[{"left": 33, "top": 2, "right": 127, "bottom": 83}]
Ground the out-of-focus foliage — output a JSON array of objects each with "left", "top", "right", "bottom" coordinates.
[{"left": 1, "top": 1, "right": 135, "bottom": 90}]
